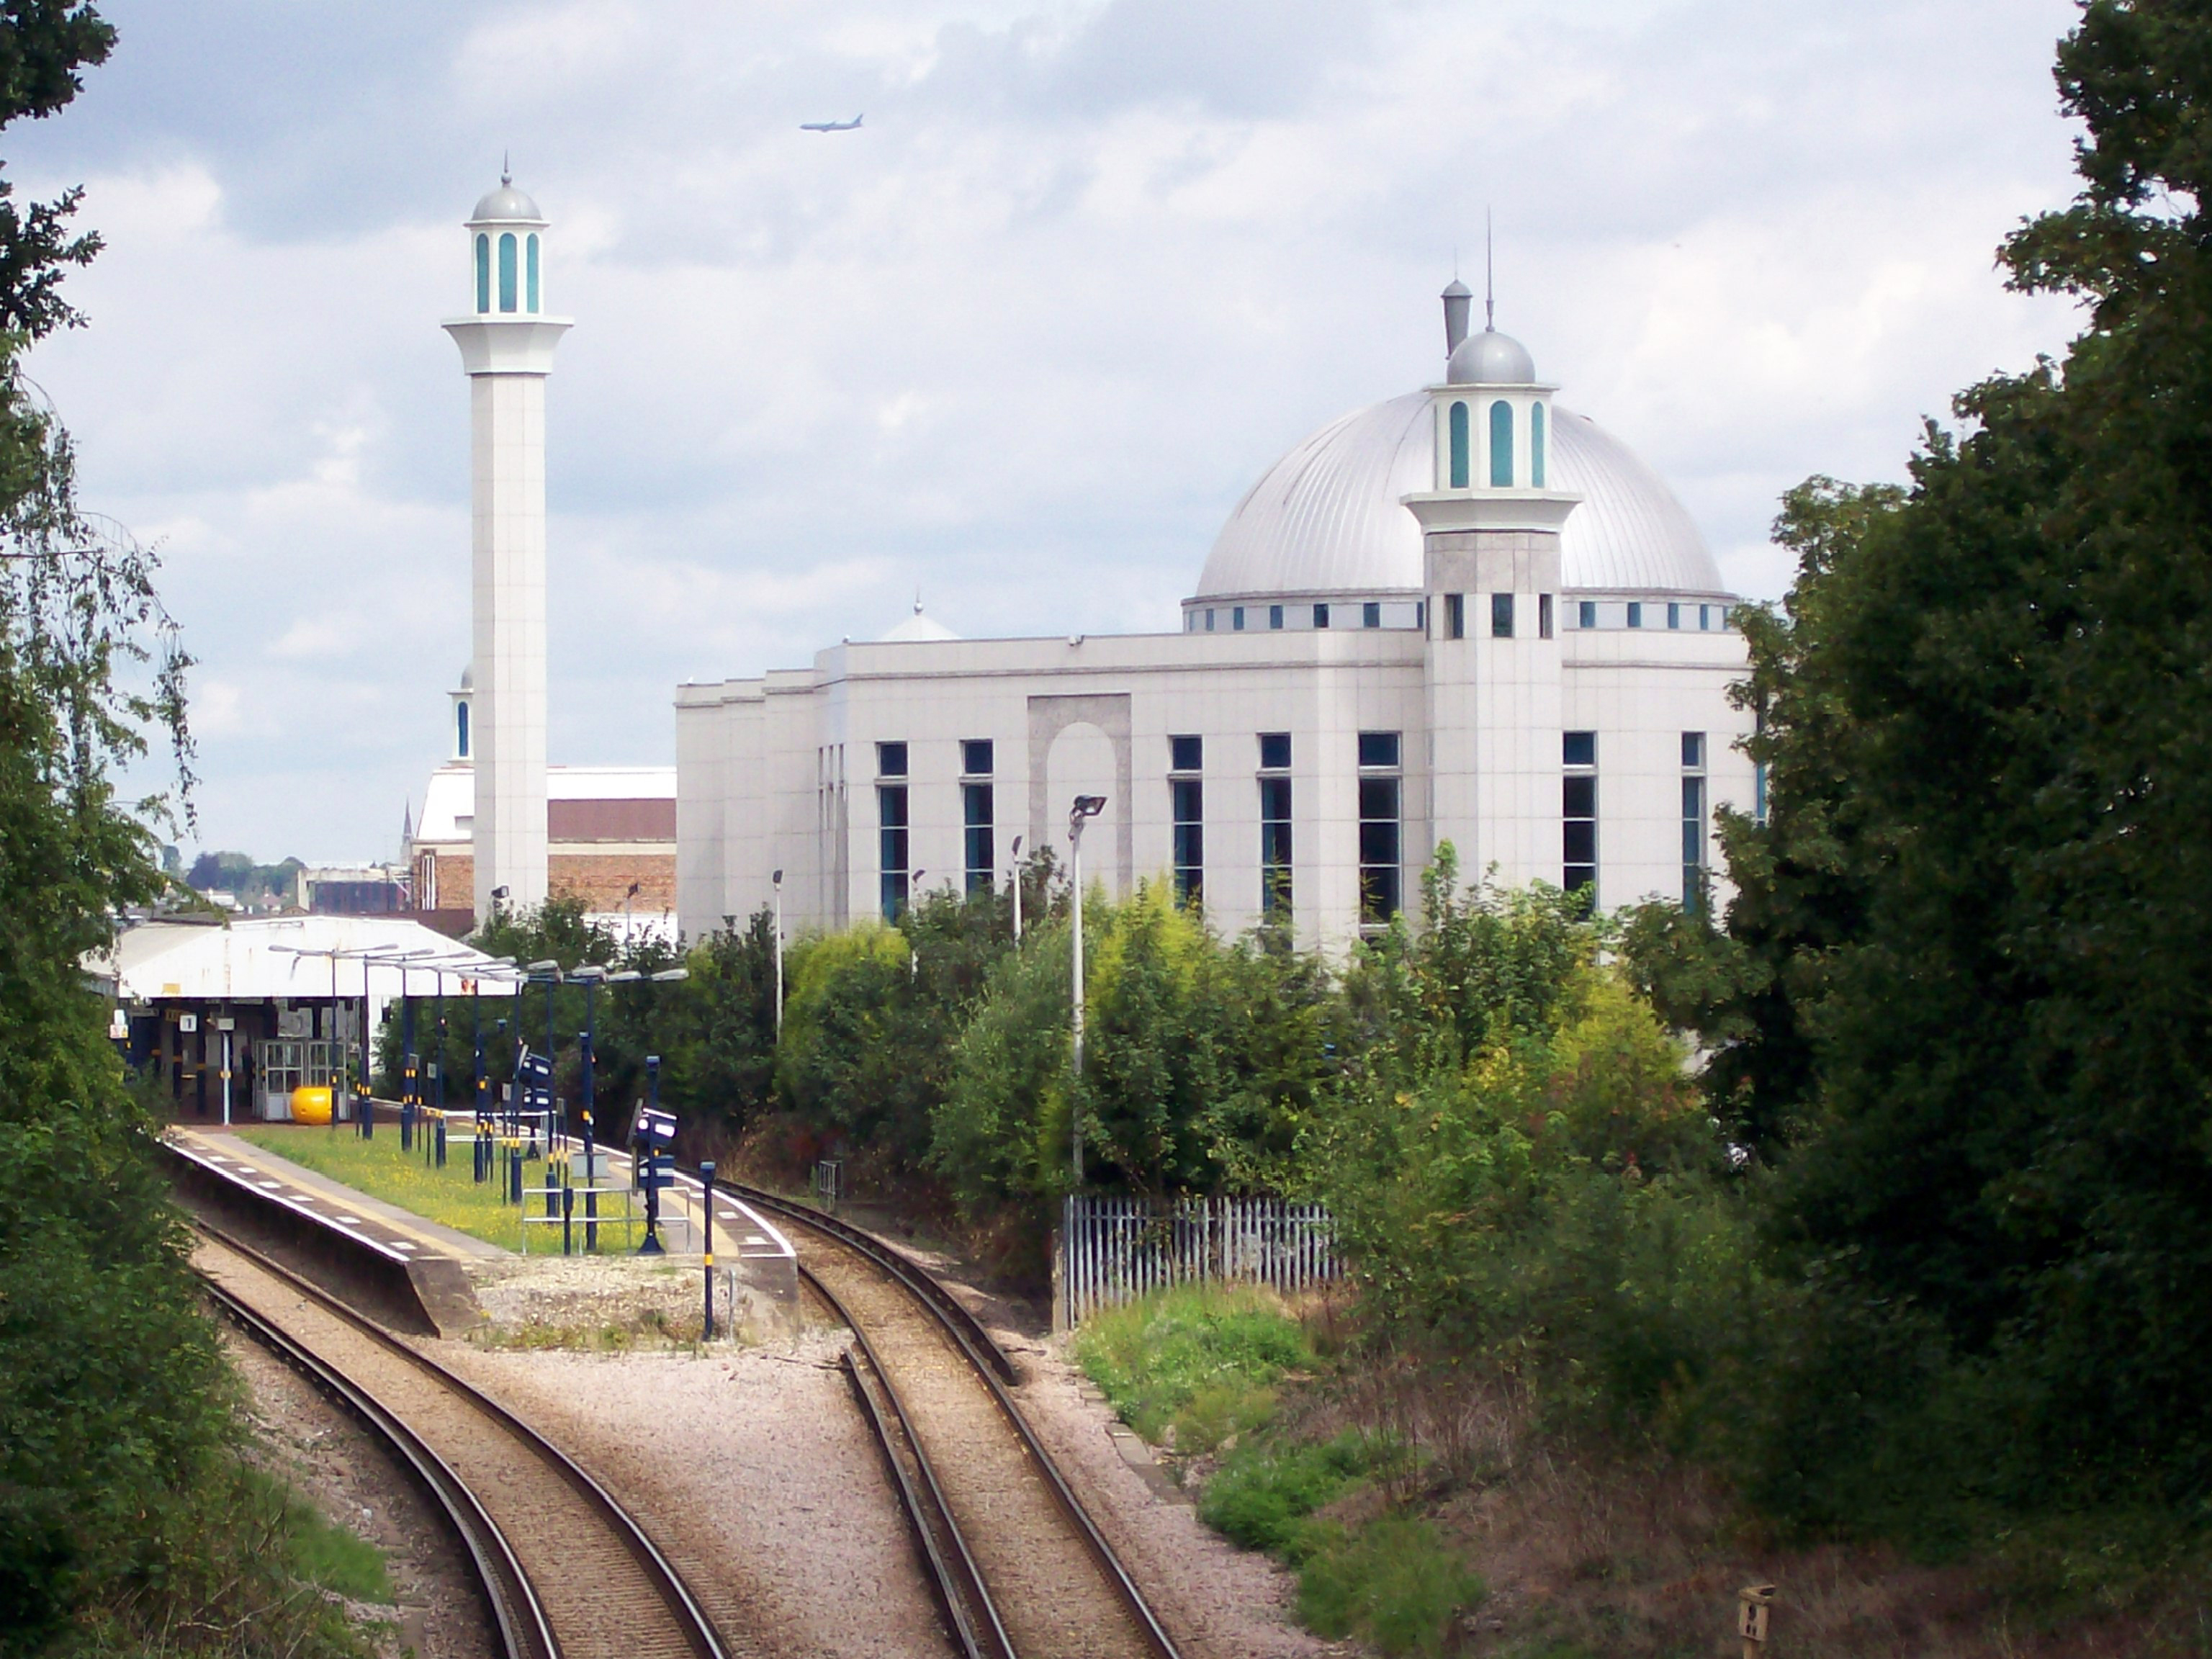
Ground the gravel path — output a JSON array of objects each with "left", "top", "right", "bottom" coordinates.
[{"left": 433, "top": 1329, "right": 953, "bottom": 1659}]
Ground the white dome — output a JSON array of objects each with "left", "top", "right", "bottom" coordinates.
[
  {"left": 1192, "top": 392, "right": 1725, "bottom": 599},
  {"left": 1447, "top": 328, "right": 1534, "bottom": 385},
  {"left": 470, "top": 181, "right": 544, "bottom": 222}
]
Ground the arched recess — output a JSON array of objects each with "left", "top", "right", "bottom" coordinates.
[{"left": 1027, "top": 692, "right": 1133, "bottom": 897}]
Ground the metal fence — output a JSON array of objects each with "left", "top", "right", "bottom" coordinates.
[{"left": 1058, "top": 1193, "right": 1337, "bottom": 1326}]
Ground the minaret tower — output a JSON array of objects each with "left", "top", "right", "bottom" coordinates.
[
  {"left": 444, "top": 172, "right": 570, "bottom": 922},
  {"left": 1403, "top": 276, "right": 1581, "bottom": 887}
]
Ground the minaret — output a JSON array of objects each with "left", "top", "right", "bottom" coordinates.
[
  {"left": 1403, "top": 281, "right": 1580, "bottom": 890},
  {"left": 444, "top": 172, "right": 570, "bottom": 922}
]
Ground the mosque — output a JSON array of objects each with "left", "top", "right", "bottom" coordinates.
[{"left": 426, "top": 176, "right": 1755, "bottom": 954}]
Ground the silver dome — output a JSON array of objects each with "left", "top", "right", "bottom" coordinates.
[
  {"left": 470, "top": 181, "right": 544, "bottom": 222},
  {"left": 1446, "top": 327, "right": 1534, "bottom": 385},
  {"left": 1192, "top": 391, "right": 1726, "bottom": 599}
]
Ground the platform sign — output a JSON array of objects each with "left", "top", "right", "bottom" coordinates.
[
  {"left": 638, "top": 1153, "right": 676, "bottom": 1190},
  {"left": 517, "top": 1051, "right": 552, "bottom": 1087},
  {"left": 631, "top": 1105, "right": 678, "bottom": 1148}
]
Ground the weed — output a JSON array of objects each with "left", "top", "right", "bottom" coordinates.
[
  {"left": 1198, "top": 1432, "right": 1383, "bottom": 1557},
  {"left": 1297, "top": 1516, "right": 1485, "bottom": 1657},
  {"left": 282, "top": 1493, "right": 392, "bottom": 1604},
  {"left": 1074, "top": 1285, "right": 1310, "bottom": 1447}
]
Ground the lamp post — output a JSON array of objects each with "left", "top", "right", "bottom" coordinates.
[
  {"left": 525, "top": 959, "right": 559, "bottom": 1141},
  {"left": 572, "top": 964, "right": 606, "bottom": 1242},
  {"left": 1010, "top": 835, "right": 1024, "bottom": 944},
  {"left": 1067, "top": 794, "right": 1107, "bottom": 1183},
  {"left": 624, "top": 880, "right": 642, "bottom": 949},
  {"left": 770, "top": 869, "right": 783, "bottom": 1038}
]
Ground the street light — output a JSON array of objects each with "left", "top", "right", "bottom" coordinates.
[
  {"left": 1067, "top": 793, "right": 1107, "bottom": 1183},
  {"left": 1010, "top": 836, "right": 1024, "bottom": 944},
  {"left": 771, "top": 870, "right": 783, "bottom": 1037}
]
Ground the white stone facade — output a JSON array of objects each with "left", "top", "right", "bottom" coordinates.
[{"left": 675, "top": 300, "right": 1755, "bottom": 952}]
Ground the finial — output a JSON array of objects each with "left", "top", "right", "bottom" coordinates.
[
  {"left": 1485, "top": 208, "right": 1495, "bottom": 331},
  {"left": 501, "top": 150, "right": 511, "bottom": 187},
  {"left": 913, "top": 590, "right": 924, "bottom": 615}
]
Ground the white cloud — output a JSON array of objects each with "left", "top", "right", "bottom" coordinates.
[{"left": 15, "top": 0, "right": 2090, "bottom": 860}]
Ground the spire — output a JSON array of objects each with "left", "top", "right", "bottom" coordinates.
[
  {"left": 1485, "top": 207, "right": 1496, "bottom": 332},
  {"left": 501, "top": 150, "right": 511, "bottom": 187}
]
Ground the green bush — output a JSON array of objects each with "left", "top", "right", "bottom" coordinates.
[
  {"left": 1197, "top": 1433, "right": 1377, "bottom": 1556},
  {"left": 1295, "top": 1516, "right": 1484, "bottom": 1657},
  {"left": 1073, "top": 1285, "right": 1310, "bottom": 1447}
]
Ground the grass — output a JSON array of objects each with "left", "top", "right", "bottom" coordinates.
[
  {"left": 281, "top": 1486, "right": 392, "bottom": 1604},
  {"left": 1072, "top": 1284, "right": 1310, "bottom": 1452},
  {"left": 235, "top": 1123, "right": 554, "bottom": 1250}
]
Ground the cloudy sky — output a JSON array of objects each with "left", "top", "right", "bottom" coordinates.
[{"left": 13, "top": 0, "right": 2088, "bottom": 863}]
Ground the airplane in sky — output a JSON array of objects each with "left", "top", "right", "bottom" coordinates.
[{"left": 799, "top": 114, "right": 863, "bottom": 132}]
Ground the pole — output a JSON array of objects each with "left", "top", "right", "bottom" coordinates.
[
  {"left": 771, "top": 871, "right": 784, "bottom": 1038},
  {"left": 701, "top": 1159, "right": 716, "bottom": 1340},
  {"left": 1011, "top": 835, "right": 1024, "bottom": 944},
  {"left": 581, "top": 1013, "right": 598, "bottom": 1253},
  {"left": 221, "top": 1027, "right": 233, "bottom": 1127},
  {"left": 1070, "top": 819, "right": 1085, "bottom": 1184},
  {"left": 639, "top": 1056, "right": 665, "bottom": 1254}
]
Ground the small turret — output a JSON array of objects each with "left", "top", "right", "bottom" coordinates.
[{"left": 1442, "top": 278, "right": 1472, "bottom": 357}]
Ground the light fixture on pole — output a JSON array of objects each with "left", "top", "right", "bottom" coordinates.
[
  {"left": 770, "top": 869, "right": 783, "bottom": 1037},
  {"left": 1010, "top": 836, "right": 1024, "bottom": 944},
  {"left": 1066, "top": 793, "right": 1107, "bottom": 1183}
]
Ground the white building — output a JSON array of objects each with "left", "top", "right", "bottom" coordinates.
[{"left": 674, "top": 286, "right": 1755, "bottom": 953}]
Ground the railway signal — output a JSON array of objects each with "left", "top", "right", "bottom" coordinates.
[{"left": 633, "top": 1064, "right": 678, "bottom": 1255}]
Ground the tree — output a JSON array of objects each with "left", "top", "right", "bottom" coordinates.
[{"left": 1691, "top": 0, "right": 2212, "bottom": 1525}]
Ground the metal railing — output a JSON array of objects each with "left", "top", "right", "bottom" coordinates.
[{"left": 1058, "top": 1193, "right": 1337, "bottom": 1326}]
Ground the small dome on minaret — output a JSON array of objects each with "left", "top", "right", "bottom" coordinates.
[
  {"left": 472, "top": 166, "right": 544, "bottom": 223},
  {"left": 1447, "top": 324, "right": 1535, "bottom": 386}
]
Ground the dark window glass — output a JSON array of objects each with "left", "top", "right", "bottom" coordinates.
[
  {"left": 1269, "top": 604, "right": 1284, "bottom": 629},
  {"left": 1259, "top": 732, "right": 1292, "bottom": 770},
  {"left": 475, "top": 234, "right": 490, "bottom": 312},
  {"left": 1172, "top": 778, "right": 1203, "bottom": 904},
  {"left": 1205, "top": 608, "right": 1215, "bottom": 631},
  {"left": 456, "top": 699, "right": 469, "bottom": 759},
  {"left": 1563, "top": 730, "right": 1596, "bottom": 768},
  {"left": 1578, "top": 600, "right": 1597, "bottom": 629},
  {"left": 1668, "top": 601, "right": 1682, "bottom": 629},
  {"left": 1682, "top": 774, "right": 1707, "bottom": 911},
  {"left": 1563, "top": 819, "right": 1597, "bottom": 865},
  {"left": 1563, "top": 765, "right": 1597, "bottom": 912},
  {"left": 1313, "top": 603, "right": 1330, "bottom": 629},
  {"left": 1259, "top": 776, "right": 1293, "bottom": 918},
  {"left": 1563, "top": 773, "right": 1596, "bottom": 817},
  {"left": 498, "top": 232, "right": 518, "bottom": 312},
  {"left": 1359, "top": 775, "right": 1401, "bottom": 923},
  {"left": 1531, "top": 401, "right": 1547, "bottom": 487},
  {"left": 1491, "top": 593, "right": 1514, "bottom": 637},
  {"left": 877, "top": 741, "right": 908, "bottom": 778},
  {"left": 963, "top": 782, "right": 993, "bottom": 895},
  {"left": 962, "top": 739, "right": 993, "bottom": 775},
  {"left": 1233, "top": 606, "right": 1245, "bottom": 631},
  {"left": 878, "top": 785, "right": 909, "bottom": 921},
  {"left": 1358, "top": 731, "right": 1401, "bottom": 769},
  {"left": 1627, "top": 601, "right": 1643, "bottom": 628},
  {"left": 1169, "top": 734, "right": 1202, "bottom": 773},
  {"left": 1681, "top": 731, "right": 1705, "bottom": 768},
  {"left": 1449, "top": 400, "right": 1470, "bottom": 488},
  {"left": 1446, "top": 593, "right": 1465, "bottom": 639},
  {"left": 1362, "top": 601, "right": 1381, "bottom": 629},
  {"left": 1490, "top": 399, "right": 1514, "bottom": 486},
  {"left": 1539, "top": 593, "right": 1554, "bottom": 639}
]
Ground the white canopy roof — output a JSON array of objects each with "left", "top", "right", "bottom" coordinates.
[{"left": 96, "top": 915, "right": 518, "bottom": 1003}]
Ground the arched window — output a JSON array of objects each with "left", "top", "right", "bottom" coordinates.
[
  {"left": 1489, "top": 400, "right": 1514, "bottom": 487},
  {"left": 475, "top": 234, "right": 490, "bottom": 313},
  {"left": 498, "top": 233, "right": 518, "bottom": 313},
  {"left": 1448, "top": 401, "right": 1470, "bottom": 489},
  {"left": 456, "top": 699, "right": 469, "bottom": 759},
  {"left": 526, "top": 234, "right": 540, "bottom": 313},
  {"left": 1530, "top": 403, "right": 1547, "bottom": 488}
]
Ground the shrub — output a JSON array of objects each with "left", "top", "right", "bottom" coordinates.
[
  {"left": 1198, "top": 1433, "right": 1377, "bottom": 1556},
  {"left": 1295, "top": 1516, "right": 1484, "bottom": 1658},
  {"left": 1073, "top": 1285, "right": 1310, "bottom": 1447}
]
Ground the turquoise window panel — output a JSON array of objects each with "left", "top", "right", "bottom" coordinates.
[
  {"left": 1489, "top": 400, "right": 1514, "bottom": 487},
  {"left": 526, "top": 234, "right": 539, "bottom": 313},
  {"left": 498, "top": 233, "right": 518, "bottom": 313},
  {"left": 475, "top": 234, "right": 490, "bottom": 313},
  {"left": 1448, "top": 401, "right": 1469, "bottom": 488},
  {"left": 1530, "top": 402, "right": 1547, "bottom": 487}
]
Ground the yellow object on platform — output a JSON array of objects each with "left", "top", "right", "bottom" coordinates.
[{"left": 289, "top": 1085, "right": 334, "bottom": 1125}]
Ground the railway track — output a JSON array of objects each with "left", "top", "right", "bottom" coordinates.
[
  {"left": 192, "top": 1226, "right": 731, "bottom": 1659},
  {"left": 701, "top": 1174, "right": 1182, "bottom": 1659}
]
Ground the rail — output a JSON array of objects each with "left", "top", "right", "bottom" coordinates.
[
  {"left": 192, "top": 1220, "right": 732, "bottom": 1659},
  {"left": 705, "top": 1174, "right": 1182, "bottom": 1659}
]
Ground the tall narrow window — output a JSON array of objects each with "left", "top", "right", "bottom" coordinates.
[
  {"left": 1233, "top": 606, "right": 1246, "bottom": 631},
  {"left": 455, "top": 699, "right": 469, "bottom": 760},
  {"left": 1445, "top": 593, "right": 1465, "bottom": 639},
  {"left": 1578, "top": 600, "right": 1597, "bottom": 629},
  {"left": 1539, "top": 593, "right": 1554, "bottom": 639},
  {"left": 1313, "top": 603, "right": 1331, "bottom": 629},
  {"left": 1172, "top": 778, "right": 1202, "bottom": 904},
  {"left": 526, "top": 233, "right": 540, "bottom": 312},
  {"left": 1362, "top": 601, "right": 1380, "bottom": 629},
  {"left": 1627, "top": 601, "right": 1643, "bottom": 629},
  {"left": 1259, "top": 776, "right": 1292, "bottom": 920},
  {"left": 475, "top": 233, "right": 490, "bottom": 312},
  {"left": 1489, "top": 400, "right": 1514, "bottom": 486},
  {"left": 963, "top": 783, "right": 993, "bottom": 895},
  {"left": 498, "top": 232, "right": 518, "bottom": 313},
  {"left": 1358, "top": 732, "right": 1402, "bottom": 926},
  {"left": 1491, "top": 592, "right": 1514, "bottom": 638},
  {"left": 1530, "top": 402, "right": 1547, "bottom": 487},
  {"left": 878, "top": 785, "right": 910, "bottom": 921},
  {"left": 1449, "top": 400, "right": 1470, "bottom": 488},
  {"left": 1682, "top": 731, "right": 1707, "bottom": 914},
  {"left": 1269, "top": 604, "right": 1284, "bottom": 629},
  {"left": 1564, "top": 730, "right": 1598, "bottom": 912},
  {"left": 1668, "top": 602, "right": 1682, "bottom": 629}
]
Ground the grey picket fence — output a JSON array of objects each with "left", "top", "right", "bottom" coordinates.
[{"left": 1058, "top": 1193, "right": 1337, "bottom": 1326}]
